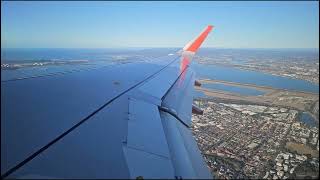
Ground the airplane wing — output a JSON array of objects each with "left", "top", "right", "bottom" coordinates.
[{"left": 1, "top": 25, "right": 214, "bottom": 179}]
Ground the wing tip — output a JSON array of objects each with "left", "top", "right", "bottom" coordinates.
[{"left": 184, "top": 25, "right": 214, "bottom": 53}]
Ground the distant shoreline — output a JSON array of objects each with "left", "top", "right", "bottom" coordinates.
[{"left": 195, "top": 79, "right": 319, "bottom": 123}]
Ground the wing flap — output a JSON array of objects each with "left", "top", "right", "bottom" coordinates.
[
  {"left": 162, "top": 67, "right": 195, "bottom": 127},
  {"left": 127, "top": 98, "right": 170, "bottom": 158}
]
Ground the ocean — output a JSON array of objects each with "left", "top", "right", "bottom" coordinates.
[{"left": 1, "top": 48, "right": 319, "bottom": 94}]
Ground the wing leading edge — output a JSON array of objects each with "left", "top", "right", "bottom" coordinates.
[{"left": 1, "top": 25, "right": 214, "bottom": 179}]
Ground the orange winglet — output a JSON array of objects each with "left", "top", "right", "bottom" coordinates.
[{"left": 185, "top": 25, "right": 214, "bottom": 53}]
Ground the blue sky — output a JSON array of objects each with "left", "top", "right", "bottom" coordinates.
[{"left": 1, "top": 1, "right": 319, "bottom": 48}]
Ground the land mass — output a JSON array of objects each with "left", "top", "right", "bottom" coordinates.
[
  {"left": 196, "top": 79, "right": 319, "bottom": 122},
  {"left": 192, "top": 78, "right": 319, "bottom": 179}
]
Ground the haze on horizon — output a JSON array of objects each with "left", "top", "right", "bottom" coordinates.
[{"left": 1, "top": 1, "right": 319, "bottom": 49}]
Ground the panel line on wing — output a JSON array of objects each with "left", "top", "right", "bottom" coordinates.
[
  {"left": 125, "top": 145, "right": 170, "bottom": 160},
  {"left": 158, "top": 107, "right": 190, "bottom": 128}
]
